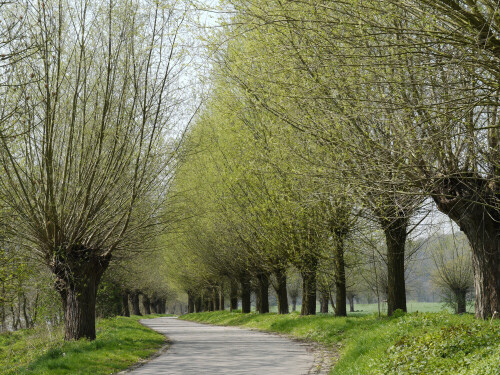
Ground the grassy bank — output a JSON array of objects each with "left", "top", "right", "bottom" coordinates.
[
  {"left": 181, "top": 311, "right": 500, "bottom": 374},
  {"left": 0, "top": 314, "right": 169, "bottom": 374}
]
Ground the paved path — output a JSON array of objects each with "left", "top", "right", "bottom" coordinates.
[{"left": 126, "top": 317, "right": 319, "bottom": 375}]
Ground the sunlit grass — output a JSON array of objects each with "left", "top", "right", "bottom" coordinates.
[{"left": 0, "top": 314, "right": 169, "bottom": 375}]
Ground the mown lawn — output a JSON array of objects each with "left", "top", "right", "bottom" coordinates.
[
  {"left": 181, "top": 311, "right": 500, "bottom": 375},
  {"left": 0, "top": 315, "right": 168, "bottom": 374}
]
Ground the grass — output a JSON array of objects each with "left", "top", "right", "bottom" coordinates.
[
  {"left": 267, "top": 301, "right": 462, "bottom": 315},
  {"left": 0, "top": 314, "right": 170, "bottom": 374},
  {"left": 181, "top": 310, "right": 500, "bottom": 374}
]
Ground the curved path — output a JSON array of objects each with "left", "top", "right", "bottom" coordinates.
[{"left": 126, "top": 317, "right": 321, "bottom": 375}]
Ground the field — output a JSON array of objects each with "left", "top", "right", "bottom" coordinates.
[
  {"left": 0, "top": 315, "right": 168, "bottom": 375},
  {"left": 267, "top": 301, "right": 466, "bottom": 315},
  {"left": 181, "top": 310, "right": 500, "bottom": 375}
]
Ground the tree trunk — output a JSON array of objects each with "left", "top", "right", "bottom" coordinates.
[
  {"left": 195, "top": 296, "right": 202, "bottom": 312},
  {"left": 334, "top": 234, "right": 347, "bottom": 317},
  {"left": 455, "top": 289, "right": 467, "bottom": 314},
  {"left": 257, "top": 273, "right": 269, "bottom": 313},
  {"left": 142, "top": 294, "right": 151, "bottom": 315},
  {"left": 240, "top": 274, "right": 251, "bottom": 313},
  {"left": 319, "top": 292, "right": 328, "bottom": 313},
  {"left": 433, "top": 181, "right": 500, "bottom": 319},
  {"left": 121, "top": 291, "right": 130, "bottom": 317},
  {"left": 54, "top": 252, "right": 110, "bottom": 340},
  {"left": 187, "top": 291, "right": 195, "bottom": 313},
  {"left": 22, "top": 294, "right": 31, "bottom": 328},
  {"left": 274, "top": 267, "right": 289, "bottom": 314},
  {"left": 301, "top": 269, "right": 317, "bottom": 316},
  {"left": 348, "top": 294, "right": 355, "bottom": 313},
  {"left": 382, "top": 217, "right": 408, "bottom": 316},
  {"left": 292, "top": 298, "right": 297, "bottom": 312},
  {"left": 130, "top": 291, "right": 142, "bottom": 316},
  {"left": 219, "top": 287, "right": 225, "bottom": 311},
  {"left": 230, "top": 280, "right": 238, "bottom": 311},
  {"left": 213, "top": 288, "right": 220, "bottom": 311}
]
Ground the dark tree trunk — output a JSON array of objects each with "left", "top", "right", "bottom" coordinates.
[
  {"left": 142, "top": 294, "right": 151, "bottom": 315},
  {"left": 291, "top": 298, "right": 297, "bottom": 312},
  {"left": 203, "top": 295, "right": 210, "bottom": 312},
  {"left": 230, "top": 280, "right": 238, "bottom": 311},
  {"left": 274, "top": 267, "right": 289, "bottom": 314},
  {"left": 150, "top": 297, "right": 158, "bottom": 314},
  {"left": 219, "top": 287, "right": 225, "bottom": 310},
  {"left": 257, "top": 273, "right": 269, "bottom": 313},
  {"left": 187, "top": 291, "right": 195, "bottom": 313},
  {"left": 121, "top": 291, "right": 130, "bottom": 317},
  {"left": 158, "top": 298, "right": 166, "bottom": 314},
  {"left": 53, "top": 252, "right": 110, "bottom": 340},
  {"left": 455, "top": 289, "right": 467, "bottom": 314},
  {"left": 195, "top": 296, "right": 202, "bottom": 312},
  {"left": 214, "top": 288, "right": 220, "bottom": 311},
  {"left": 348, "top": 294, "right": 355, "bottom": 313},
  {"left": 320, "top": 291, "right": 329, "bottom": 313},
  {"left": 240, "top": 274, "right": 251, "bottom": 313},
  {"left": 382, "top": 217, "right": 408, "bottom": 316},
  {"left": 301, "top": 269, "right": 317, "bottom": 316},
  {"left": 130, "top": 291, "right": 142, "bottom": 316},
  {"left": 209, "top": 298, "right": 215, "bottom": 311},
  {"left": 333, "top": 234, "right": 347, "bottom": 317}
]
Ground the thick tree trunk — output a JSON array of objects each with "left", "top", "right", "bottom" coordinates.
[
  {"left": 142, "top": 294, "right": 151, "bottom": 315},
  {"left": 257, "top": 273, "right": 269, "bottom": 313},
  {"left": 320, "top": 292, "right": 329, "bottom": 313},
  {"left": 433, "top": 180, "right": 500, "bottom": 319},
  {"left": 274, "top": 267, "right": 289, "bottom": 314},
  {"left": 187, "top": 291, "right": 195, "bottom": 313},
  {"left": 301, "top": 269, "right": 317, "bottom": 316},
  {"left": 230, "top": 280, "right": 238, "bottom": 311},
  {"left": 122, "top": 291, "right": 130, "bottom": 317},
  {"left": 240, "top": 274, "right": 251, "bottom": 313},
  {"left": 53, "top": 252, "right": 110, "bottom": 340},
  {"left": 382, "top": 217, "right": 408, "bottom": 316},
  {"left": 130, "top": 291, "right": 142, "bottom": 316}
]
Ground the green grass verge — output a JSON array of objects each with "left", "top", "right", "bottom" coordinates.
[
  {"left": 180, "top": 311, "right": 500, "bottom": 375},
  {"left": 0, "top": 314, "right": 170, "bottom": 374}
]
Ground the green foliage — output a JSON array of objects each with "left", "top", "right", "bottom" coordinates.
[
  {"left": 181, "top": 311, "right": 500, "bottom": 375},
  {"left": 0, "top": 315, "right": 167, "bottom": 374}
]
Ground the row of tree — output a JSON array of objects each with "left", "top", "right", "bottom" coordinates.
[{"left": 165, "top": 0, "right": 498, "bottom": 319}]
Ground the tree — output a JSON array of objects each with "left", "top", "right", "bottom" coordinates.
[
  {"left": 431, "top": 232, "right": 474, "bottom": 314},
  {"left": 0, "top": 0, "right": 187, "bottom": 339}
]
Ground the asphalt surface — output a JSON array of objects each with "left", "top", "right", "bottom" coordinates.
[{"left": 126, "top": 317, "right": 318, "bottom": 374}]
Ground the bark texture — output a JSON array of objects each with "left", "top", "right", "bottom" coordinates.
[
  {"left": 301, "top": 268, "right": 317, "bottom": 316},
  {"left": 274, "top": 267, "right": 289, "bottom": 314},
  {"left": 240, "top": 274, "right": 251, "bottom": 313},
  {"left": 381, "top": 216, "right": 408, "bottom": 316},
  {"left": 257, "top": 273, "right": 269, "bottom": 313},
  {"left": 53, "top": 250, "right": 110, "bottom": 340}
]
